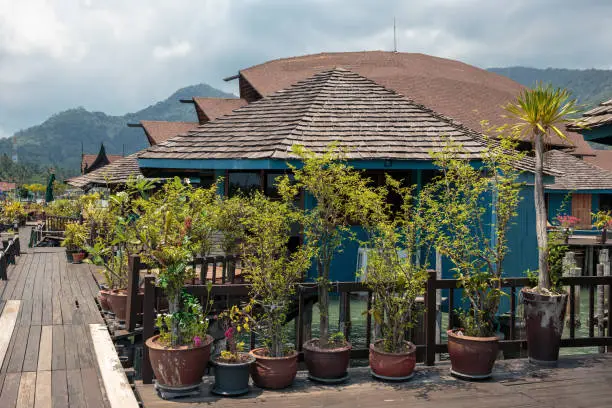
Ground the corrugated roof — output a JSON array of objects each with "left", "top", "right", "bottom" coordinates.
[
  {"left": 238, "top": 51, "right": 586, "bottom": 150},
  {"left": 139, "top": 121, "right": 198, "bottom": 145},
  {"left": 139, "top": 68, "right": 558, "bottom": 176},
  {"left": 192, "top": 98, "right": 248, "bottom": 122},
  {"left": 545, "top": 149, "right": 612, "bottom": 190},
  {"left": 568, "top": 99, "right": 612, "bottom": 131},
  {"left": 68, "top": 154, "right": 144, "bottom": 189}
]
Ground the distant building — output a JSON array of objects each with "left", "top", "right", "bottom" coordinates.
[{"left": 81, "top": 143, "right": 123, "bottom": 174}]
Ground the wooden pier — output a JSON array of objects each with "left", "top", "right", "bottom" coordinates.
[{"left": 0, "top": 243, "right": 137, "bottom": 407}]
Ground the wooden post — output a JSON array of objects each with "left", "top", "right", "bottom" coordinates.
[
  {"left": 597, "top": 263, "right": 605, "bottom": 353},
  {"left": 435, "top": 249, "right": 442, "bottom": 360},
  {"left": 564, "top": 252, "right": 581, "bottom": 327},
  {"left": 0, "top": 253, "right": 6, "bottom": 280},
  {"left": 13, "top": 236, "right": 20, "bottom": 255},
  {"left": 339, "top": 291, "right": 351, "bottom": 340},
  {"left": 125, "top": 256, "right": 141, "bottom": 331},
  {"left": 425, "top": 270, "right": 437, "bottom": 366},
  {"left": 142, "top": 276, "right": 156, "bottom": 384}
]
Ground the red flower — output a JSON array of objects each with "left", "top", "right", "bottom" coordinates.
[{"left": 224, "top": 327, "right": 234, "bottom": 340}]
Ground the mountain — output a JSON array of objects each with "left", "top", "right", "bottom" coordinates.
[
  {"left": 0, "top": 84, "right": 234, "bottom": 175},
  {"left": 488, "top": 67, "right": 612, "bottom": 109}
]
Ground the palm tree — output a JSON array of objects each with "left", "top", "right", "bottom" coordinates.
[{"left": 504, "top": 83, "right": 578, "bottom": 290}]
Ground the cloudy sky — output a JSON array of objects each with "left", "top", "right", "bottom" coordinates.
[{"left": 1, "top": 0, "right": 611, "bottom": 137}]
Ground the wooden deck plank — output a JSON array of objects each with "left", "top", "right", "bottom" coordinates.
[
  {"left": 16, "top": 371, "right": 36, "bottom": 408},
  {"left": 7, "top": 326, "right": 31, "bottom": 373},
  {"left": 51, "top": 370, "right": 68, "bottom": 408},
  {"left": 21, "top": 325, "right": 41, "bottom": 372},
  {"left": 0, "top": 300, "right": 20, "bottom": 370},
  {"left": 0, "top": 372, "right": 21, "bottom": 408},
  {"left": 63, "top": 326, "right": 80, "bottom": 370},
  {"left": 81, "top": 367, "right": 107, "bottom": 408},
  {"left": 2, "top": 254, "right": 31, "bottom": 301},
  {"left": 36, "top": 327, "right": 52, "bottom": 372},
  {"left": 72, "top": 324, "right": 93, "bottom": 369},
  {"left": 89, "top": 324, "right": 138, "bottom": 408},
  {"left": 40, "top": 256, "right": 52, "bottom": 326},
  {"left": 51, "top": 325, "right": 65, "bottom": 371},
  {"left": 66, "top": 369, "right": 85, "bottom": 408},
  {"left": 29, "top": 254, "right": 45, "bottom": 326},
  {"left": 51, "top": 254, "right": 62, "bottom": 325},
  {"left": 33, "top": 371, "right": 50, "bottom": 408}
]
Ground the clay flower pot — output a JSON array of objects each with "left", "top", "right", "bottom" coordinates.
[
  {"left": 98, "top": 289, "right": 111, "bottom": 312},
  {"left": 447, "top": 329, "right": 499, "bottom": 380},
  {"left": 250, "top": 348, "right": 298, "bottom": 389},
  {"left": 72, "top": 251, "right": 86, "bottom": 264},
  {"left": 106, "top": 290, "right": 143, "bottom": 321},
  {"left": 146, "top": 334, "right": 214, "bottom": 389},
  {"left": 303, "top": 338, "right": 351, "bottom": 383},
  {"left": 211, "top": 354, "right": 255, "bottom": 396},
  {"left": 522, "top": 288, "right": 568, "bottom": 365},
  {"left": 369, "top": 339, "right": 416, "bottom": 381}
]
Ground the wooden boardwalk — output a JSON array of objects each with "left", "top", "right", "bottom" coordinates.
[
  {"left": 0, "top": 245, "right": 133, "bottom": 408},
  {"left": 135, "top": 354, "right": 612, "bottom": 408}
]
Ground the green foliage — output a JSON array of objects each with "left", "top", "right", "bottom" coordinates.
[
  {"left": 155, "top": 292, "right": 212, "bottom": 348},
  {"left": 422, "top": 130, "right": 525, "bottom": 337},
  {"left": 0, "top": 154, "right": 71, "bottom": 185},
  {"left": 62, "top": 222, "right": 89, "bottom": 251},
  {"left": 592, "top": 210, "right": 612, "bottom": 230},
  {"left": 364, "top": 178, "right": 430, "bottom": 353},
  {"left": 239, "top": 191, "right": 313, "bottom": 357},
  {"left": 217, "top": 304, "right": 252, "bottom": 363},
  {"left": 279, "top": 144, "right": 380, "bottom": 347},
  {"left": 46, "top": 198, "right": 81, "bottom": 218},
  {"left": 215, "top": 194, "right": 249, "bottom": 255},
  {"left": 0, "top": 199, "right": 27, "bottom": 224}
]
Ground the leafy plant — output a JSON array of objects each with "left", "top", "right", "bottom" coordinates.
[
  {"left": 1, "top": 199, "right": 26, "bottom": 224},
  {"left": 422, "top": 131, "right": 524, "bottom": 337},
  {"left": 155, "top": 292, "right": 212, "bottom": 348},
  {"left": 217, "top": 304, "right": 252, "bottom": 363},
  {"left": 62, "top": 222, "right": 89, "bottom": 251},
  {"left": 239, "top": 191, "right": 313, "bottom": 357},
  {"left": 278, "top": 144, "right": 379, "bottom": 348},
  {"left": 592, "top": 210, "right": 612, "bottom": 230}
]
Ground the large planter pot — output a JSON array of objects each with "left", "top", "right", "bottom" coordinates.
[
  {"left": 72, "top": 251, "right": 86, "bottom": 264},
  {"left": 522, "top": 288, "right": 568, "bottom": 365},
  {"left": 146, "top": 334, "right": 214, "bottom": 391},
  {"left": 106, "top": 290, "right": 143, "bottom": 321},
  {"left": 98, "top": 289, "right": 111, "bottom": 312},
  {"left": 447, "top": 329, "right": 499, "bottom": 380},
  {"left": 250, "top": 348, "right": 298, "bottom": 389},
  {"left": 369, "top": 339, "right": 416, "bottom": 381},
  {"left": 303, "top": 338, "right": 351, "bottom": 383},
  {"left": 211, "top": 354, "right": 255, "bottom": 396}
]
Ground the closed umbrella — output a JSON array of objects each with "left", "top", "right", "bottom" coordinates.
[{"left": 45, "top": 173, "right": 55, "bottom": 203}]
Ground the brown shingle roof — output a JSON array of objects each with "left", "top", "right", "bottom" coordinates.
[
  {"left": 81, "top": 153, "right": 123, "bottom": 174},
  {"left": 545, "top": 149, "right": 612, "bottom": 191},
  {"left": 139, "top": 68, "right": 558, "bottom": 176},
  {"left": 192, "top": 98, "right": 248, "bottom": 123},
  {"left": 568, "top": 99, "right": 612, "bottom": 131},
  {"left": 68, "top": 154, "right": 143, "bottom": 189},
  {"left": 584, "top": 149, "right": 612, "bottom": 172},
  {"left": 238, "top": 51, "right": 585, "bottom": 150},
  {"left": 139, "top": 121, "right": 199, "bottom": 145}
]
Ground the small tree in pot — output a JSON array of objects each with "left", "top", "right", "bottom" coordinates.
[
  {"left": 62, "top": 222, "right": 89, "bottom": 263},
  {"left": 240, "top": 192, "right": 313, "bottom": 389},
  {"left": 364, "top": 178, "right": 430, "bottom": 381},
  {"left": 505, "top": 85, "right": 578, "bottom": 365},
  {"left": 423, "top": 133, "right": 524, "bottom": 379},
  {"left": 137, "top": 178, "right": 216, "bottom": 395},
  {"left": 279, "top": 145, "right": 378, "bottom": 383}
]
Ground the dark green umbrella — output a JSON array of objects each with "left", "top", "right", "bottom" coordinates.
[{"left": 45, "top": 173, "right": 55, "bottom": 203}]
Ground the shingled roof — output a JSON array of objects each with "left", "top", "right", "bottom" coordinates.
[
  {"left": 68, "top": 154, "right": 143, "bottom": 189},
  {"left": 568, "top": 99, "right": 612, "bottom": 131},
  {"left": 237, "top": 52, "right": 588, "bottom": 151},
  {"left": 584, "top": 149, "right": 612, "bottom": 172},
  {"left": 544, "top": 149, "right": 612, "bottom": 191},
  {"left": 139, "top": 68, "right": 558, "bottom": 176},
  {"left": 139, "top": 121, "right": 198, "bottom": 145},
  {"left": 192, "top": 98, "right": 248, "bottom": 123}
]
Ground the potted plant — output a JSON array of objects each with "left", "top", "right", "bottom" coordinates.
[
  {"left": 592, "top": 210, "right": 612, "bottom": 244},
  {"left": 239, "top": 192, "right": 312, "bottom": 389},
  {"left": 505, "top": 85, "right": 577, "bottom": 365},
  {"left": 137, "top": 178, "right": 216, "bottom": 396},
  {"left": 279, "top": 145, "right": 376, "bottom": 383},
  {"left": 62, "top": 222, "right": 88, "bottom": 263},
  {"left": 556, "top": 215, "right": 580, "bottom": 244},
  {"left": 423, "top": 133, "right": 524, "bottom": 379},
  {"left": 211, "top": 304, "right": 255, "bottom": 396},
  {"left": 363, "top": 178, "right": 430, "bottom": 381}
]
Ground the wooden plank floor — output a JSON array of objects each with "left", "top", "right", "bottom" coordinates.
[
  {"left": 135, "top": 353, "right": 612, "bottom": 408},
  {"left": 0, "top": 246, "right": 113, "bottom": 408}
]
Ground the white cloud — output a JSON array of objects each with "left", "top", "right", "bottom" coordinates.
[{"left": 153, "top": 41, "right": 193, "bottom": 60}]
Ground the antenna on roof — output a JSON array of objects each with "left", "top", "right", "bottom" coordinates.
[{"left": 393, "top": 17, "right": 397, "bottom": 52}]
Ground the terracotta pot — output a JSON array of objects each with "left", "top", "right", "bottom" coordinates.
[
  {"left": 303, "top": 338, "right": 351, "bottom": 382},
  {"left": 72, "top": 252, "right": 86, "bottom": 264},
  {"left": 146, "top": 334, "right": 214, "bottom": 388},
  {"left": 447, "top": 329, "right": 499, "bottom": 380},
  {"left": 250, "top": 348, "right": 298, "bottom": 389},
  {"left": 98, "top": 290, "right": 111, "bottom": 312},
  {"left": 106, "top": 290, "right": 144, "bottom": 321},
  {"left": 522, "top": 288, "right": 568, "bottom": 365},
  {"left": 211, "top": 354, "right": 255, "bottom": 396},
  {"left": 369, "top": 340, "right": 416, "bottom": 381}
]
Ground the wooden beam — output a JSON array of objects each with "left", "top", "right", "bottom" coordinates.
[{"left": 0, "top": 300, "right": 20, "bottom": 368}]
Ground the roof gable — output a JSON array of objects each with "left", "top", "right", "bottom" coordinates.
[
  {"left": 192, "top": 98, "right": 247, "bottom": 123},
  {"left": 139, "top": 121, "right": 198, "bottom": 145}
]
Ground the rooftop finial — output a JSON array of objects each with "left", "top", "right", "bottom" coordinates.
[{"left": 393, "top": 17, "right": 397, "bottom": 53}]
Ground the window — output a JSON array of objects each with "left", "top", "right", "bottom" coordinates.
[
  {"left": 600, "top": 194, "right": 612, "bottom": 212},
  {"left": 228, "top": 172, "right": 261, "bottom": 197}
]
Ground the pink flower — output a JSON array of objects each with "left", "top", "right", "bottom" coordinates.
[
  {"left": 193, "top": 336, "right": 202, "bottom": 347},
  {"left": 224, "top": 327, "right": 234, "bottom": 340}
]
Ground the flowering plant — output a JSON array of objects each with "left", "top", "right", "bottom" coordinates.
[
  {"left": 557, "top": 215, "right": 580, "bottom": 230},
  {"left": 154, "top": 291, "right": 212, "bottom": 347},
  {"left": 217, "top": 304, "right": 252, "bottom": 363},
  {"left": 592, "top": 210, "right": 612, "bottom": 230}
]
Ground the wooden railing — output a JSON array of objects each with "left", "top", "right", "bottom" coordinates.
[
  {"left": 125, "top": 254, "right": 612, "bottom": 385},
  {"left": 0, "top": 235, "right": 20, "bottom": 280},
  {"left": 44, "top": 215, "right": 80, "bottom": 232}
]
